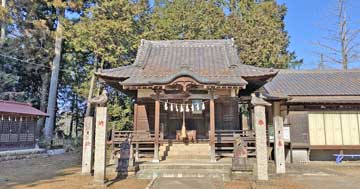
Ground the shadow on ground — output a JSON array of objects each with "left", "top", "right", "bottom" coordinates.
[{"left": 0, "top": 152, "right": 149, "bottom": 189}]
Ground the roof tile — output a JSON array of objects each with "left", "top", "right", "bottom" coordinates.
[{"left": 97, "top": 39, "right": 276, "bottom": 87}]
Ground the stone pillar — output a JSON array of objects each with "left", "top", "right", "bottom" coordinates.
[
  {"left": 251, "top": 94, "right": 270, "bottom": 181},
  {"left": 82, "top": 116, "right": 94, "bottom": 174},
  {"left": 94, "top": 107, "right": 107, "bottom": 183},
  {"left": 129, "top": 136, "right": 135, "bottom": 167},
  {"left": 209, "top": 90, "right": 216, "bottom": 162},
  {"left": 273, "top": 101, "right": 286, "bottom": 174},
  {"left": 153, "top": 96, "right": 160, "bottom": 163}
]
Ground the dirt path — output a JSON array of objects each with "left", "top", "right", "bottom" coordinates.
[
  {"left": 225, "top": 162, "right": 360, "bottom": 189},
  {"left": 1, "top": 153, "right": 359, "bottom": 189},
  {"left": 0, "top": 152, "right": 149, "bottom": 189}
]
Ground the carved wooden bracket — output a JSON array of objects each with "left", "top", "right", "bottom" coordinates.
[{"left": 169, "top": 77, "right": 201, "bottom": 91}]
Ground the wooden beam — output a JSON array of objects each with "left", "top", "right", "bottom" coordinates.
[
  {"left": 133, "top": 103, "right": 138, "bottom": 130},
  {"left": 310, "top": 145, "right": 360, "bottom": 150},
  {"left": 150, "top": 93, "right": 219, "bottom": 100},
  {"left": 153, "top": 91, "right": 160, "bottom": 163},
  {"left": 209, "top": 90, "right": 216, "bottom": 162}
]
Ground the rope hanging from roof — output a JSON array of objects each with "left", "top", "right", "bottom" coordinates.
[{"left": 160, "top": 100, "right": 206, "bottom": 112}]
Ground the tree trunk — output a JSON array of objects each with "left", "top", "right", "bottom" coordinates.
[
  {"left": 36, "top": 72, "right": 49, "bottom": 137},
  {"left": 69, "top": 95, "right": 75, "bottom": 138},
  {"left": 339, "top": 0, "right": 348, "bottom": 70},
  {"left": 44, "top": 12, "right": 63, "bottom": 140},
  {"left": 1, "top": 0, "right": 6, "bottom": 45}
]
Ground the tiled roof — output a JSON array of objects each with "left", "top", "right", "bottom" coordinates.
[
  {"left": 287, "top": 96, "right": 360, "bottom": 104},
  {"left": 264, "top": 69, "right": 360, "bottom": 96},
  {"left": 0, "top": 100, "right": 47, "bottom": 116},
  {"left": 97, "top": 39, "right": 276, "bottom": 87}
]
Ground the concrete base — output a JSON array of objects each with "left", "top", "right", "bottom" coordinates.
[
  {"left": 292, "top": 149, "right": 309, "bottom": 162},
  {"left": 0, "top": 148, "right": 46, "bottom": 161}
]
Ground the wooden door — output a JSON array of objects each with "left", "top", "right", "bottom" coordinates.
[{"left": 215, "top": 98, "right": 240, "bottom": 130}]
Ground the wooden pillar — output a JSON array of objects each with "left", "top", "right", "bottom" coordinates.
[
  {"left": 251, "top": 94, "right": 271, "bottom": 181},
  {"left": 82, "top": 116, "right": 94, "bottom": 175},
  {"left": 273, "top": 101, "right": 286, "bottom": 173},
  {"left": 133, "top": 103, "right": 138, "bottom": 130},
  {"left": 153, "top": 92, "right": 160, "bottom": 163},
  {"left": 209, "top": 90, "right": 216, "bottom": 162},
  {"left": 135, "top": 143, "right": 139, "bottom": 161},
  {"left": 94, "top": 107, "right": 107, "bottom": 183}
]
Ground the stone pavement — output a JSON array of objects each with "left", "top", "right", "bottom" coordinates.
[{"left": 150, "top": 177, "right": 224, "bottom": 189}]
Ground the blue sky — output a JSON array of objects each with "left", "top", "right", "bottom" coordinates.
[{"left": 277, "top": 0, "right": 360, "bottom": 69}]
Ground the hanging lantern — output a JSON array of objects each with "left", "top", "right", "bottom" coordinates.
[
  {"left": 170, "top": 103, "right": 173, "bottom": 111},
  {"left": 180, "top": 104, "right": 184, "bottom": 112},
  {"left": 185, "top": 104, "right": 190, "bottom": 112},
  {"left": 164, "top": 102, "right": 168, "bottom": 110},
  {"left": 175, "top": 104, "right": 179, "bottom": 112},
  {"left": 202, "top": 102, "right": 205, "bottom": 110}
]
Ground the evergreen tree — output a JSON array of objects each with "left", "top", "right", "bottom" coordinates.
[{"left": 148, "top": 0, "right": 226, "bottom": 40}]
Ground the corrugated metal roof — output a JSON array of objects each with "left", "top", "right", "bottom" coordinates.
[
  {"left": 264, "top": 70, "right": 360, "bottom": 96},
  {"left": 97, "top": 39, "right": 276, "bottom": 87},
  {"left": 0, "top": 100, "right": 47, "bottom": 116}
]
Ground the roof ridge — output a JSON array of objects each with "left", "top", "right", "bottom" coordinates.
[
  {"left": 0, "top": 100, "right": 32, "bottom": 107},
  {"left": 279, "top": 69, "right": 360, "bottom": 73},
  {"left": 142, "top": 39, "right": 233, "bottom": 46}
]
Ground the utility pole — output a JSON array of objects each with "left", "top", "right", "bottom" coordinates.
[{"left": 318, "top": 54, "right": 325, "bottom": 70}]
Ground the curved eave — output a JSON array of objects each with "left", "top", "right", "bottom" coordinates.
[{"left": 242, "top": 70, "right": 279, "bottom": 81}]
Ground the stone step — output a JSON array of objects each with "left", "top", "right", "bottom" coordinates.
[
  {"left": 159, "top": 143, "right": 211, "bottom": 160},
  {"left": 160, "top": 149, "right": 209, "bottom": 153},
  {"left": 139, "top": 163, "right": 231, "bottom": 170},
  {"left": 136, "top": 169, "right": 231, "bottom": 181},
  {"left": 160, "top": 144, "right": 210, "bottom": 148},
  {"left": 159, "top": 146, "right": 210, "bottom": 151},
  {"left": 161, "top": 155, "right": 211, "bottom": 160}
]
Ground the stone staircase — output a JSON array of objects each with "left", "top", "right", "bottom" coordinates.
[
  {"left": 136, "top": 143, "right": 232, "bottom": 181},
  {"left": 136, "top": 161, "right": 232, "bottom": 181},
  {"left": 159, "top": 143, "right": 210, "bottom": 160}
]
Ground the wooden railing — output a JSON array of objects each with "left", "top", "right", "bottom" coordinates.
[
  {"left": 214, "top": 130, "right": 255, "bottom": 143},
  {"left": 112, "top": 130, "right": 164, "bottom": 144},
  {"left": 112, "top": 129, "right": 256, "bottom": 144}
]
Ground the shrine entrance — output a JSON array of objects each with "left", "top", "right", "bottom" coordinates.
[{"left": 162, "top": 100, "right": 210, "bottom": 141}]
